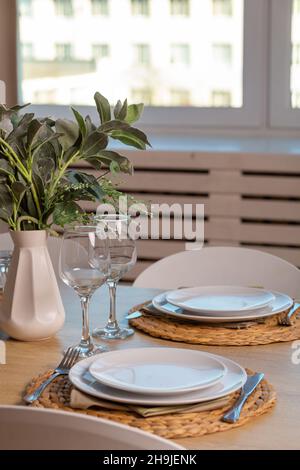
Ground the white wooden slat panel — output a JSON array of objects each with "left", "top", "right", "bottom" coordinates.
[
  {"left": 79, "top": 195, "right": 300, "bottom": 222},
  {"left": 206, "top": 218, "right": 300, "bottom": 245},
  {"left": 75, "top": 151, "right": 300, "bottom": 173},
  {"left": 81, "top": 168, "right": 300, "bottom": 197}
]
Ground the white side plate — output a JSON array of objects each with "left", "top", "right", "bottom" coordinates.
[
  {"left": 69, "top": 352, "right": 247, "bottom": 406},
  {"left": 166, "top": 286, "right": 275, "bottom": 314},
  {"left": 153, "top": 291, "right": 293, "bottom": 323},
  {"left": 89, "top": 348, "right": 226, "bottom": 395}
]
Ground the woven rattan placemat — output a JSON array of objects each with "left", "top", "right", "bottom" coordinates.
[
  {"left": 128, "top": 302, "right": 300, "bottom": 346},
  {"left": 25, "top": 369, "right": 276, "bottom": 439}
]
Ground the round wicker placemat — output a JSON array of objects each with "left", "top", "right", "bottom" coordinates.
[
  {"left": 128, "top": 302, "right": 300, "bottom": 346},
  {"left": 26, "top": 369, "right": 276, "bottom": 439}
]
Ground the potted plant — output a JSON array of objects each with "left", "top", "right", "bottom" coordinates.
[{"left": 0, "top": 92, "right": 150, "bottom": 340}]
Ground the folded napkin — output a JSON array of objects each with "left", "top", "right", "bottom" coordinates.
[{"left": 70, "top": 388, "right": 230, "bottom": 417}]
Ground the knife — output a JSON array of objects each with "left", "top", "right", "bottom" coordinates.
[{"left": 222, "top": 372, "right": 265, "bottom": 423}]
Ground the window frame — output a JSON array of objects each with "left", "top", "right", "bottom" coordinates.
[
  {"left": 270, "top": 0, "right": 300, "bottom": 128},
  {"left": 26, "top": 0, "right": 267, "bottom": 132}
]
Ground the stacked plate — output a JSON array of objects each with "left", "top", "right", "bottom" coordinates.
[
  {"left": 69, "top": 347, "right": 247, "bottom": 406},
  {"left": 151, "top": 285, "right": 293, "bottom": 323}
]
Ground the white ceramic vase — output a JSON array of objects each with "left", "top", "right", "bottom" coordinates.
[{"left": 0, "top": 230, "right": 65, "bottom": 341}]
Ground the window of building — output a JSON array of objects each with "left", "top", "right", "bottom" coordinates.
[
  {"left": 22, "top": 43, "right": 34, "bottom": 61},
  {"left": 91, "top": 0, "right": 109, "bottom": 16},
  {"left": 134, "top": 44, "right": 150, "bottom": 66},
  {"left": 211, "top": 90, "right": 232, "bottom": 106},
  {"left": 170, "top": 44, "right": 190, "bottom": 65},
  {"left": 55, "top": 43, "right": 73, "bottom": 61},
  {"left": 19, "top": 0, "right": 33, "bottom": 16},
  {"left": 170, "top": 0, "right": 190, "bottom": 16},
  {"left": 170, "top": 89, "right": 190, "bottom": 105},
  {"left": 212, "top": 0, "right": 233, "bottom": 16},
  {"left": 54, "top": 0, "right": 73, "bottom": 17},
  {"left": 131, "top": 0, "right": 150, "bottom": 16},
  {"left": 212, "top": 43, "right": 232, "bottom": 66},
  {"left": 292, "top": 44, "right": 300, "bottom": 65},
  {"left": 131, "top": 88, "right": 152, "bottom": 104},
  {"left": 92, "top": 44, "right": 110, "bottom": 60}
]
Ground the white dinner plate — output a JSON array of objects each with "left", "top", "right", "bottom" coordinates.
[
  {"left": 0, "top": 406, "right": 183, "bottom": 450},
  {"left": 69, "top": 351, "right": 247, "bottom": 406},
  {"left": 152, "top": 290, "right": 293, "bottom": 323},
  {"left": 88, "top": 348, "right": 226, "bottom": 395},
  {"left": 166, "top": 286, "right": 275, "bottom": 315}
]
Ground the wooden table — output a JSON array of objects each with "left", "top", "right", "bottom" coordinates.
[{"left": 0, "top": 285, "right": 299, "bottom": 450}]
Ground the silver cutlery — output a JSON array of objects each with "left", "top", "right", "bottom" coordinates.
[
  {"left": 278, "top": 302, "right": 300, "bottom": 326},
  {"left": 23, "top": 347, "right": 80, "bottom": 404},
  {"left": 222, "top": 372, "right": 264, "bottom": 423}
]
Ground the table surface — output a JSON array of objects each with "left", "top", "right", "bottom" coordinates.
[{"left": 0, "top": 285, "right": 299, "bottom": 450}]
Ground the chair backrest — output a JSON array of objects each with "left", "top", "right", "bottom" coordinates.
[
  {"left": 133, "top": 246, "right": 300, "bottom": 298},
  {"left": 0, "top": 232, "right": 62, "bottom": 278}
]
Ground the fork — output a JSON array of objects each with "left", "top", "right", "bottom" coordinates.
[{"left": 23, "top": 347, "right": 80, "bottom": 404}]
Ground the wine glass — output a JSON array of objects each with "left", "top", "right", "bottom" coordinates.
[
  {"left": 59, "top": 225, "right": 110, "bottom": 358},
  {"left": 92, "top": 214, "right": 137, "bottom": 340}
]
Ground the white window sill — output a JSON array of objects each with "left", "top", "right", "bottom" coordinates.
[{"left": 112, "top": 135, "right": 300, "bottom": 155}]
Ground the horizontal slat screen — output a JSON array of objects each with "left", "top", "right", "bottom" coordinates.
[{"left": 72, "top": 150, "right": 300, "bottom": 282}]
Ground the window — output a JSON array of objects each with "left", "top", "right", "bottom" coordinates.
[
  {"left": 92, "top": 44, "right": 110, "bottom": 60},
  {"left": 292, "top": 92, "right": 300, "bottom": 107},
  {"left": 131, "top": 88, "right": 152, "bottom": 104},
  {"left": 91, "top": 0, "right": 109, "bottom": 16},
  {"left": 55, "top": 43, "right": 73, "bottom": 61},
  {"left": 131, "top": 0, "right": 150, "bottom": 16},
  {"left": 292, "top": 44, "right": 300, "bottom": 65},
  {"left": 170, "top": 0, "right": 190, "bottom": 16},
  {"left": 170, "top": 44, "right": 190, "bottom": 65},
  {"left": 54, "top": 0, "right": 73, "bottom": 17},
  {"left": 19, "top": 0, "right": 271, "bottom": 129},
  {"left": 22, "top": 43, "right": 34, "bottom": 61},
  {"left": 212, "top": 43, "right": 232, "bottom": 66},
  {"left": 212, "top": 0, "right": 233, "bottom": 16},
  {"left": 270, "top": 0, "right": 300, "bottom": 124},
  {"left": 134, "top": 44, "right": 150, "bottom": 66},
  {"left": 211, "top": 90, "right": 232, "bottom": 106},
  {"left": 19, "top": 0, "right": 32, "bottom": 16},
  {"left": 291, "top": 0, "right": 300, "bottom": 108},
  {"left": 170, "top": 89, "right": 190, "bottom": 105}
]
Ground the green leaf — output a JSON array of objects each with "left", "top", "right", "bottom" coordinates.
[
  {"left": 89, "top": 150, "right": 133, "bottom": 174},
  {"left": 125, "top": 103, "right": 144, "bottom": 124},
  {"left": 0, "top": 186, "right": 13, "bottom": 221},
  {"left": 110, "top": 127, "right": 151, "bottom": 150},
  {"left": 114, "top": 99, "right": 128, "bottom": 121},
  {"left": 94, "top": 92, "right": 111, "bottom": 124},
  {"left": 27, "top": 119, "right": 43, "bottom": 147},
  {"left": 99, "top": 120, "right": 131, "bottom": 133},
  {"left": 0, "top": 159, "right": 14, "bottom": 176},
  {"left": 11, "top": 181, "right": 27, "bottom": 205},
  {"left": 7, "top": 113, "right": 34, "bottom": 143},
  {"left": 71, "top": 108, "right": 87, "bottom": 138},
  {"left": 109, "top": 161, "right": 120, "bottom": 175},
  {"left": 85, "top": 115, "right": 96, "bottom": 135},
  {"left": 52, "top": 201, "right": 83, "bottom": 227},
  {"left": 67, "top": 170, "right": 104, "bottom": 200},
  {"left": 82, "top": 131, "right": 108, "bottom": 156},
  {"left": 55, "top": 119, "right": 79, "bottom": 151}
]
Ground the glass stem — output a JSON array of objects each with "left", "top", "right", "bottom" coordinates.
[
  {"left": 107, "top": 281, "right": 119, "bottom": 330},
  {"left": 79, "top": 295, "right": 92, "bottom": 350}
]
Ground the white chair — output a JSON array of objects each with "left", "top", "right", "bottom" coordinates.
[
  {"left": 133, "top": 246, "right": 300, "bottom": 298},
  {"left": 0, "top": 232, "right": 62, "bottom": 278}
]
